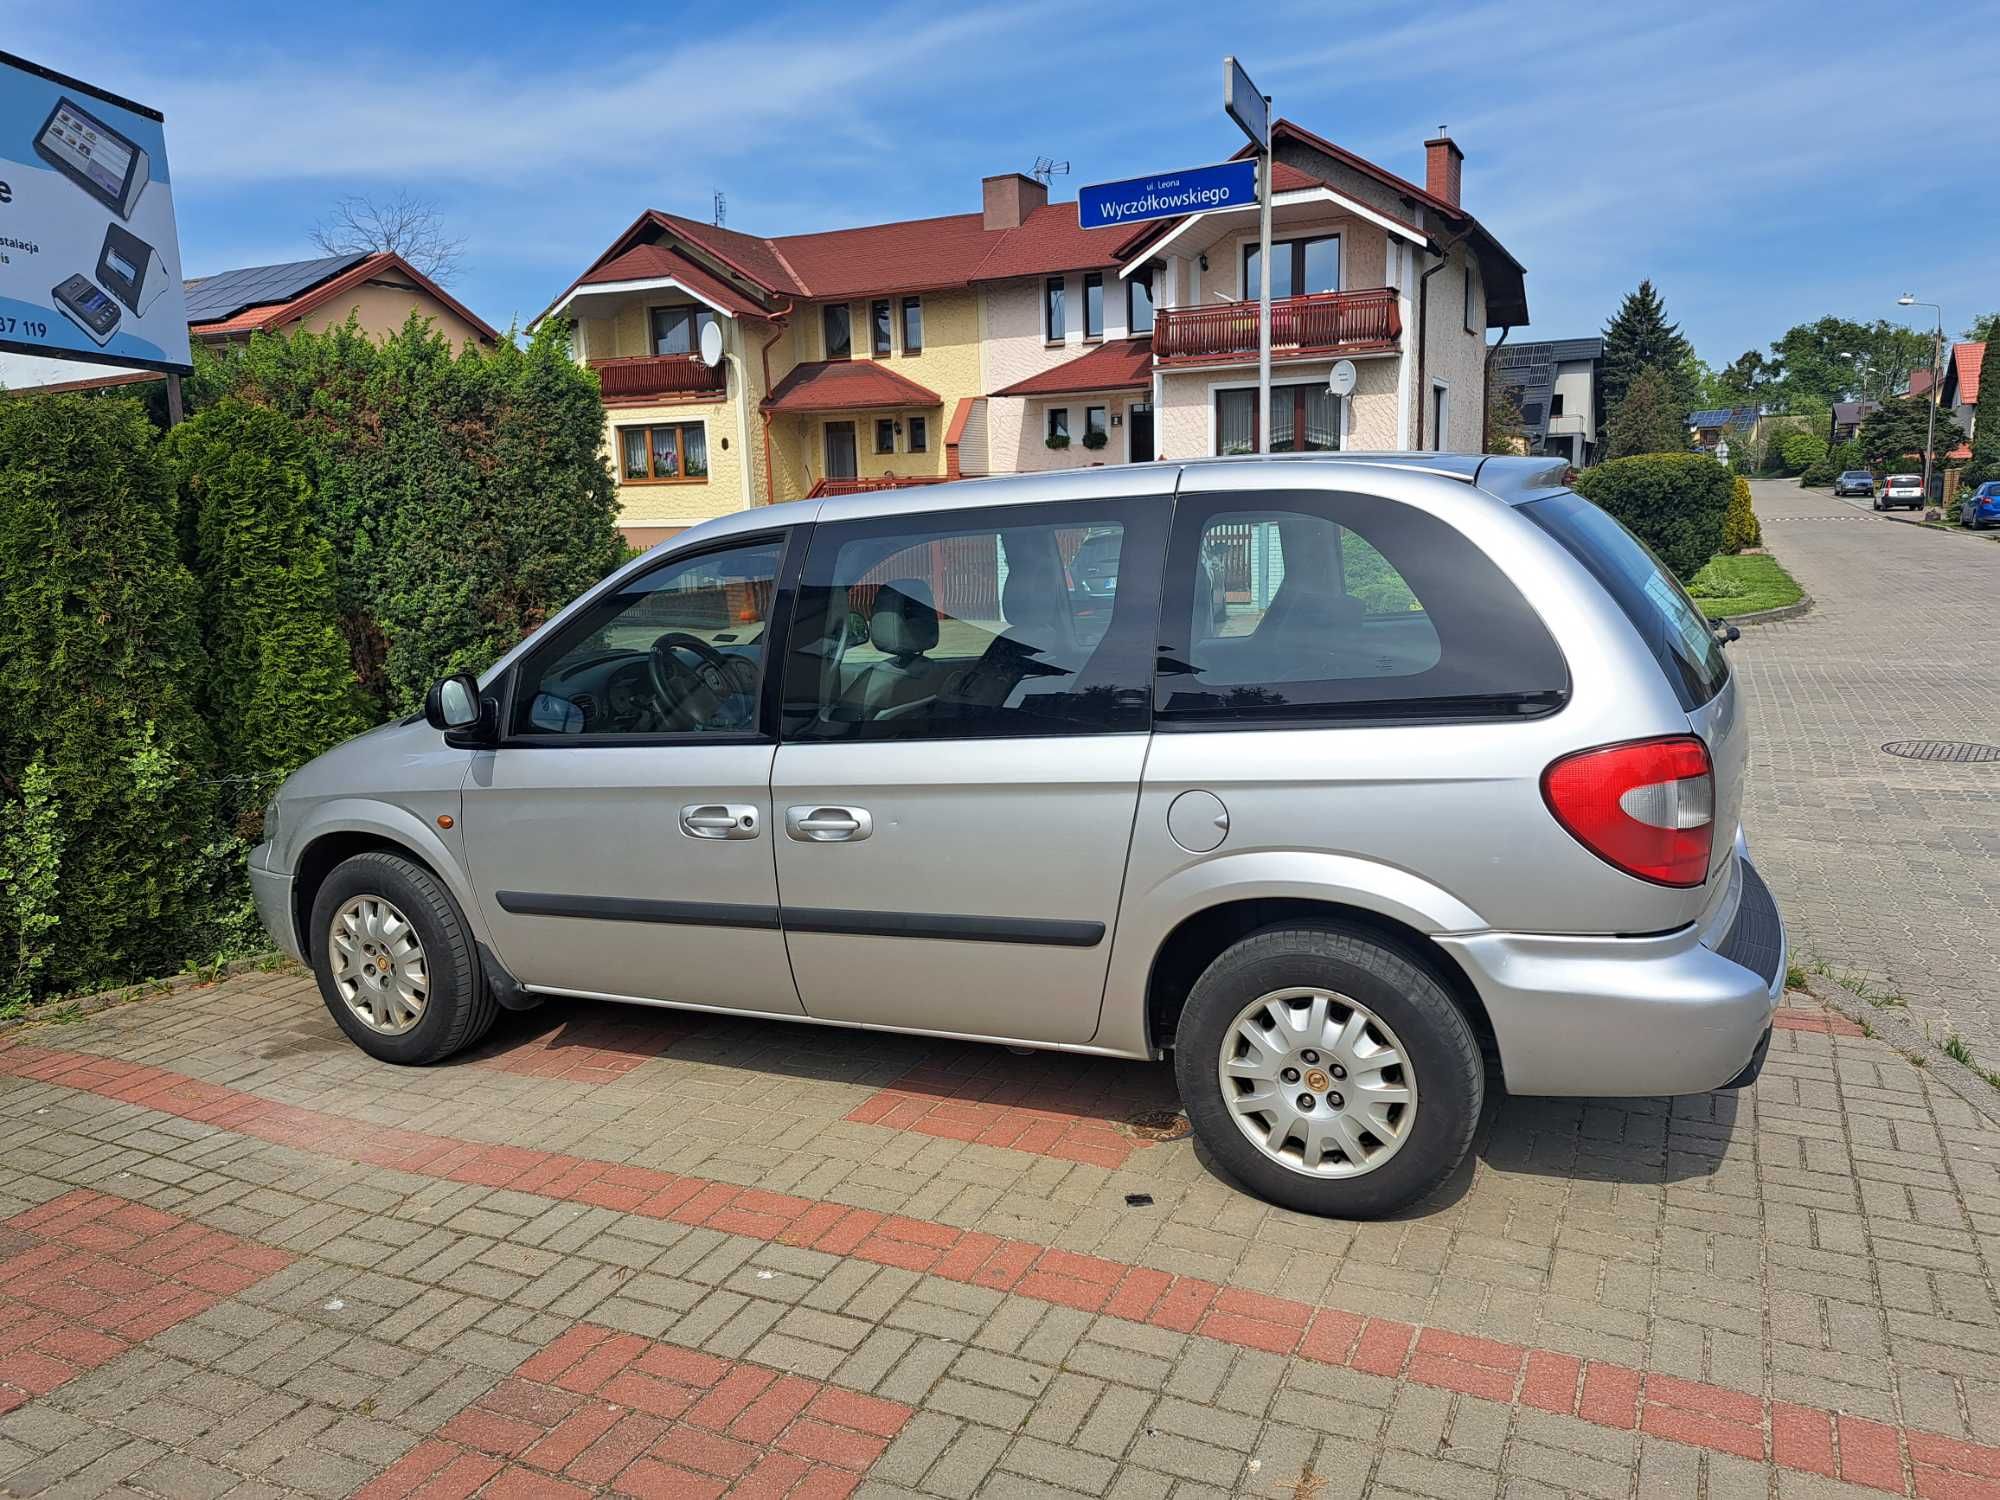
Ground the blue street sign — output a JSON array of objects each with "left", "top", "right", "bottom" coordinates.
[{"left": 1076, "top": 160, "right": 1258, "bottom": 231}]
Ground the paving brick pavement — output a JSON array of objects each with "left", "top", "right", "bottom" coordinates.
[
  {"left": 0, "top": 966, "right": 1998, "bottom": 1497},
  {"left": 1735, "top": 480, "right": 2000, "bottom": 1071}
]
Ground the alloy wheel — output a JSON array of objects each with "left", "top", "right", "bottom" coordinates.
[
  {"left": 1216, "top": 986, "right": 1418, "bottom": 1178},
  {"left": 328, "top": 895, "right": 429, "bottom": 1035}
]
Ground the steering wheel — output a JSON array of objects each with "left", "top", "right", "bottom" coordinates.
[{"left": 646, "top": 632, "right": 735, "bottom": 730}]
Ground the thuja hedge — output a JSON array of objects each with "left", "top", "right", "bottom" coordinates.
[{"left": 0, "top": 316, "right": 624, "bottom": 1003}]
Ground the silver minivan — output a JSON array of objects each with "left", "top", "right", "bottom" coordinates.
[{"left": 251, "top": 455, "right": 1784, "bottom": 1218}]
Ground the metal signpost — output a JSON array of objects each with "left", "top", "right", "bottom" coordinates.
[
  {"left": 0, "top": 50, "right": 192, "bottom": 396},
  {"left": 1224, "top": 58, "right": 1272, "bottom": 452}
]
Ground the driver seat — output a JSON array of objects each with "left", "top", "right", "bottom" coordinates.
[{"left": 852, "top": 578, "right": 939, "bottom": 718}]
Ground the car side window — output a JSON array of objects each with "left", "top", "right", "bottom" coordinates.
[
  {"left": 509, "top": 537, "right": 783, "bottom": 738},
  {"left": 1157, "top": 490, "right": 1567, "bottom": 724},
  {"left": 781, "top": 497, "right": 1168, "bottom": 741}
]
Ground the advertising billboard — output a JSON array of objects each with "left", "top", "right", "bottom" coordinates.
[{"left": 0, "top": 50, "right": 190, "bottom": 373}]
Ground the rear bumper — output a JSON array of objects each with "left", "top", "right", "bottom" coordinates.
[
  {"left": 249, "top": 844, "right": 303, "bottom": 964},
  {"left": 1437, "top": 855, "right": 1785, "bottom": 1097}
]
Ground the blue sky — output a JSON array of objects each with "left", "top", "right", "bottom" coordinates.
[{"left": 11, "top": 0, "right": 2000, "bottom": 358}]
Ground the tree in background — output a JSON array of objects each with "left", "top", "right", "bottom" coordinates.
[
  {"left": 1602, "top": 367, "right": 1688, "bottom": 459},
  {"left": 1767, "top": 317, "right": 1933, "bottom": 406},
  {"left": 165, "top": 398, "right": 366, "bottom": 824},
  {"left": 1484, "top": 373, "right": 1527, "bottom": 454},
  {"left": 1856, "top": 398, "right": 1965, "bottom": 475},
  {"left": 1601, "top": 280, "right": 1698, "bottom": 416},
  {"left": 1963, "top": 339, "right": 2000, "bottom": 486},
  {"left": 0, "top": 396, "right": 216, "bottom": 997},
  {"left": 1712, "top": 350, "right": 1777, "bottom": 405},
  {"left": 311, "top": 189, "right": 466, "bottom": 284},
  {"left": 1779, "top": 428, "right": 1827, "bottom": 476},
  {"left": 1961, "top": 312, "right": 2000, "bottom": 346}
]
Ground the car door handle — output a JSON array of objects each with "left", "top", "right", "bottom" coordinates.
[
  {"left": 680, "top": 804, "right": 760, "bottom": 840},
  {"left": 785, "top": 805, "right": 872, "bottom": 842}
]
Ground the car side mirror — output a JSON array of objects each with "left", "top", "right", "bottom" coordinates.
[
  {"left": 845, "top": 609, "right": 870, "bottom": 646},
  {"left": 426, "top": 672, "right": 497, "bottom": 745}
]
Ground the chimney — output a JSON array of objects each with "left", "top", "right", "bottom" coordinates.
[
  {"left": 1424, "top": 133, "right": 1463, "bottom": 208},
  {"left": 982, "top": 172, "right": 1047, "bottom": 232}
]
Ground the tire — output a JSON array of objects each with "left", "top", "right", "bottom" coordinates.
[
  {"left": 309, "top": 851, "right": 497, "bottom": 1064},
  {"left": 1174, "top": 924, "right": 1483, "bottom": 1219}
]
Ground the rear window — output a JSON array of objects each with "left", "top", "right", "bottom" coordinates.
[
  {"left": 1522, "top": 491, "right": 1727, "bottom": 710},
  {"left": 1155, "top": 489, "right": 1568, "bottom": 724}
]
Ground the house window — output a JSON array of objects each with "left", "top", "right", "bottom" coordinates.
[
  {"left": 1128, "top": 272, "right": 1154, "bottom": 335},
  {"left": 1084, "top": 272, "right": 1104, "bottom": 339},
  {"left": 1549, "top": 392, "right": 1566, "bottom": 417},
  {"left": 1045, "top": 278, "right": 1065, "bottom": 341},
  {"left": 1431, "top": 382, "right": 1450, "bottom": 451},
  {"left": 619, "top": 421, "right": 709, "bottom": 482},
  {"left": 871, "top": 300, "right": 892, "bottom": 357},
  {"left": 1215, "top": 386, "right": 1340, "bottom": 455},
  {"left": 902, "top": 297, "right": 923, "bottom": 354},
  {"left": 823, "top": 304, "right": 851, "bottom": 360},
  {"left": 1085, "top": 406, "right": 1107, "bottom": 443},
  {"left": 1243, "top": 235, "right": 1339, "bottom": 300},
  {"left": 908, "top": 415, "right": 928, "bottom": 452},
  {"left": 875, "top": 417, "right": 896, "bottom": 454},
  {"left": 650, "top": 305, "right": 718, "bottom": 357},
  {"left": 1047, "top": 407, "right": 1070, "bottom": 443}
]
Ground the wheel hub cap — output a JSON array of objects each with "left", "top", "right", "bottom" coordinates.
[
  {"left": 1217, "top": 986, "right": 1418, "bottom": 1179},
  {"left": 328, "top": 895, "right": 429, "bottom": 1036}
]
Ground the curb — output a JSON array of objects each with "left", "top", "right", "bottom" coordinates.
[
  {"left": 0, "top": 951, "right": 290, "bottom": 1040},
  {"left": 1723, "top": 595, "right": 1813, "bottom": 627},
  {"left": 1804, "top": 974, "right": 2000, "bottom": 1128}
]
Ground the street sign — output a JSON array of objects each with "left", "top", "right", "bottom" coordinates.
[
  {"left": 1076, "top": 160, "right": 1258, "bottom": 231},
  {"left": 0, "top": 49, "right": 190, "bottom": 373},
  {"left": 1224, "top": 56, "right": 1269, "bottom": 151},
  {"left": 1329, "top": 360, "right": 1358, "bottom": 398}
]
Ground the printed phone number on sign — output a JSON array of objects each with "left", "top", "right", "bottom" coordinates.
[{"left": 0, "top": 316, "right": 52, "bottom": 339}]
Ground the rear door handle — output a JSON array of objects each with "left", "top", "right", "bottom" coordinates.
[
  {"left": 680, "top": 804, "right": 760, "bottom": 840},
  {"left": 785, "top": 805, "right": 872, "bottom": 842}
]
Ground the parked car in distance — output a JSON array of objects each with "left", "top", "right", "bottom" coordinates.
[
  {"left": 251, "top": 454, "right": 1785, "bottom": 1220},
  {"left": 1832, "top": 470, "right": 1875, "bottom": 498},
  {"left": 1877, "top": 473, "right": 1925, "bottom": 510},
  {"left": 1960, "top": 480, "right": 2000, "bottom": 530}
]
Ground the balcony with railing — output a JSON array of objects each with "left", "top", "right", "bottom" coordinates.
[
  {"left": 589, "top": 353, "right": 728, "bottom": 403},
  {"left": 1150, "top": 287, "right": 1401, "bottom": 367}
]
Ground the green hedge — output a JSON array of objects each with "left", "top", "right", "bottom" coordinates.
[{"left": 1572, "top": 452, "right": 1733, "bottom": 579}]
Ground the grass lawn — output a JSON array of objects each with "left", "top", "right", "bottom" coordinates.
[{"left": 1685, "top": 552, "right": 1804, "bottom": 620}]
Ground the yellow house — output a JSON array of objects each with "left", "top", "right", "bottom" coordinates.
[{"left": 544, "top": 121, "right": 1527, "bottom": 545}]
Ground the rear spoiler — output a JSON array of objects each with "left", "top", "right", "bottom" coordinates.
[{"left": 1471, "top": 454, "right": 1573, "bottom": 504}]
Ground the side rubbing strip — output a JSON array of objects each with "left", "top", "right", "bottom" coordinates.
[
  {"left": 494, "top": 892, "right": 780, "bottom": 930},
  {"left": 782, "top": 908, "right": 1105, "bottom": 947}
]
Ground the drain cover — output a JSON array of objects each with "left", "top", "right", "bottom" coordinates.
[
  {"left": 1882, "top": 740, "right": 2000, "bottom": 764},
  {"left": 1121, "top": 1109, "right": 1192, "bottom": 1142}
]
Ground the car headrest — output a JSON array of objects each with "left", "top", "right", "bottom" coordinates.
[{"left": 870, "top": 578, "right": 939, "bottom": 658}]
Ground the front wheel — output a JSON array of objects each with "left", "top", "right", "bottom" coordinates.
[
  {"left": 310, "top": 851, "right": 497, "bottom": 1064},
  {"left": 1174, "top": 925, "right": 1483, "bottom": 1219}
]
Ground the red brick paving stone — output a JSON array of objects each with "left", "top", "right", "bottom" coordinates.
[
  {"left": 842, "top": 1044, "right": 1180, "bottom": 1167},
  {"left": 465, "top": 1002, "right": 709, "bottom": 1084},
  {"left": 1772, "top": 1008, "right": 1868, "bottom": 1037},
  {"left": 0, "top": 1188, "right": 293, "bottom": 1412},
  {"left": 374, "top": 1323, "right": 911, "bottom": 1497},
  {"left": 19, "top": 1040, "right": 2000, "bottom": 1492}
]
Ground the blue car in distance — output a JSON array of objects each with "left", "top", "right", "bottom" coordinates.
[{"left": 1960, "top": 481, "right": 2000, "bottom": 530}]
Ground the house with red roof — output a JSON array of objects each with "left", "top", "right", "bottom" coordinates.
[
  {"left": 1938, "top": 341, "right": 1983, "bottom": 461},
  {"left": 542, "top": 122, "right": 1526, "bottom": 544}
]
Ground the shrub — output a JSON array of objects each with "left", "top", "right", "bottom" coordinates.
[
  {"left": 1722, "top": 474, "right": 1762, "bottom": 552},
  {"left": 0, "top": 395, "right": 217, "bottom": 997},
  {"left": 165, "top": 397, "right": 367, "bottom": 821},
  {"left": 1572, "top": 452, "right": 1732, "bottom": 579},
  {"left": 1779, "top": 428, "right": 1826, "bottom": 475}
]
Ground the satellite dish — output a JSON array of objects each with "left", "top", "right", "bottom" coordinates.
[
  {"left": 699, "top": 320, "right": 724, "bottom": 368},
  {"left": 1329, "top": 359, "right": 1357, "bottom": 398}
]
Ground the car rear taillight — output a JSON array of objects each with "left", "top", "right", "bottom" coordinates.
[{"left": 1541, "top": 736, "right": 1714, "bottom": 887}]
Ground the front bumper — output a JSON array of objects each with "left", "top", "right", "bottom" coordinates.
[
  {"left": 249, "top": 842, "right": 303, "bottom": 964},
  {"left": 1436, "top": 855, "right": 1785, "bottom": 1097}
]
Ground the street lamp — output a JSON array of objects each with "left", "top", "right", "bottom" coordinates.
[{"left": 1898, "top": 294, "right": 1944, "bottom": 506}]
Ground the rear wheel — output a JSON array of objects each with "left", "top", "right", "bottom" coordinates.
[
  {"left": 1174, "top": 924, "right": 1483, "bottom": 1218},
  {"left": 310, "top": 851, "right": 496, "bottom": 1064}
]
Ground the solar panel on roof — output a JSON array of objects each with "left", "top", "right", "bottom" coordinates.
[{"left": 181, "top": 252, "right": 368, "bottom": 323}]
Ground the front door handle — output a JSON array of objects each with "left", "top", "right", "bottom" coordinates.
[
  {"left": 785, "top": 805, "right": 873, "bottom": 842},
  {"left": 680, "top": 803, "right": 760, "bottom": 840}
]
